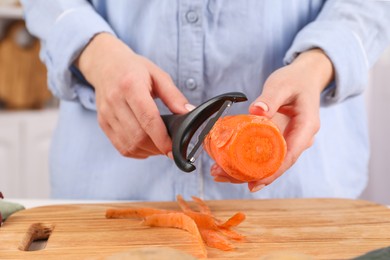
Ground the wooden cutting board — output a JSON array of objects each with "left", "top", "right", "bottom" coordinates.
[{"left": 1, "top": 198, "right": 390, "bottom": 259}]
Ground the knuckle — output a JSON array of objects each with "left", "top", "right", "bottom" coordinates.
[
  {"left": 112, "top": 139, "right": 130, "bottom": 157},
  {"left": 133, "top": 130, "right": 149, "bottom": 145},
  {"left": 97, "top": 112, "right": 108, "bottom": 129},
  {"left": 123, "top": 143, "right": 138, "bottom": 157},
  {"left": 118, "top": 146, "right": 130, "bottom": 157},
  {"left": 307, "top": 137, "right": 315, "bottom": 149},
  {"left": 303, "top": 118, "right": 320, "bottom": 135},
  {"left": 118, "top": 75, "right": 137, "bottom": 91},
  {"left": 120, "top": 131, "right": 149, "bottom": 157},
  {"left": 311, "top": 118, "right": 321, "bottom": 134},
  {"left": 105, "top": 88, "right": 121, "bottom": 105},
  {"left": 139, "top": 111, "right": 159, "bottom": 131},
  {"left": 287, "top": 153, "right": 299, "bottom": 167}
]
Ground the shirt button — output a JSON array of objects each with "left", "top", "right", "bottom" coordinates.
[
  {"left": 89, "top": 97, "right": 95, "bottom": 104},
  {"left": 185, "top": 78, "right": 197, "bottom": 90},
  {"left": 186, "top": 10, "right": 199, "bottom": 23}
]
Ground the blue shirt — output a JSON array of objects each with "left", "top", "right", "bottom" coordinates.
[{"left": 21, "top": 0, "right": 390, "bottom": 200}]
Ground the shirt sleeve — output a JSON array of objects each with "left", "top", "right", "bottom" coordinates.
[
  {"left": 21, "top": 0, "right": 116, "bottom": 110},
  {"left": 284, "top": 0, "right": 390, "bottom": 105}
]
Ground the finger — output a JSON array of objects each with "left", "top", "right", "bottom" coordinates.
[
  {"left": 107, "top": 116, "right": 155, "bottom": 158},
  {"left": 97, "top": 90, "right": 154, "bottom": 158},
  {"left": 100, "top": 120, "right": 151, "bottom": 158},
  {"left": 146, "top": 59, "right": 195, "bottom": 114},
  {"left": 247, "top": 181, "right": 266, "bottom": 193},
  {"left": 251, "top": 110, "right": 320, "bottom": 187},
  {"left": 115, "top": 99, "right": 161, "bottom": 155},
  {"left": 126, "top": 83, "right": 172, "bottom": 155},
  {"left": 249, "top": 79, "right": 292, "bottom": 118},
  {"left": 210, "top": 164, "right": 244, "bottom": 184},
  {"left": 283, "top": 114, "right": 320, "bottom": 166},
  {"left": 101, "top": 98, "right": 159, "bottom": 157},
  {"left": 281, "top": 94, "right": 320, "bottom": 164}
]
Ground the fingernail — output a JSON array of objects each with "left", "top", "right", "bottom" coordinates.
[
  {"left": 185, "top": 103, "right": 196, "bottom": 112},
  {"left": 214, "top": 176, "right": 231, "bottom": 183},
  {"left": 211, "top": 164, "right": 218, "bottom": 171},
  {"left": 250, "top": 184, "right": 266, "bottom": 193},
  {"left": 252, "top": 101, "right": 269, "bottom": 112},
  {"left": 167, "top": 151, "right": 174, "bottom": 160}
]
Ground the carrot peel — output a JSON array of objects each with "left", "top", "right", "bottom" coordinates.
[
  {"left": 142, "top": 213, "right": 207, "bottom": 258},
  {"left": 105, "top": 207, "right": 172, "bottom": 219},
  {"left": 191, "top": 196, "right": 212, "bottom": 215},
  {"left": 218, "top": 212, "right": 246, "bottom": 228},
  {"left": 106, "top": 195, "right": 246, "bottom": 257},
  {"left": 200, "top": 229, "right": 234, "bottom": 251}
]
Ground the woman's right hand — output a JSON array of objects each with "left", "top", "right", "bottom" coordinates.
[{"left": 76, "top": 33, "right": 193, "bottom": 159}]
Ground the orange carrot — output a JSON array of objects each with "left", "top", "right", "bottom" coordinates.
[
  {"left": 191, "top": 196, "right": 212, "bottom": 215},
  {"left": 142, "top": 213, "right": 207, "bottom": 258},
  {"left": 218, "top": 212, "right": 246, "bottom": 229},
  {"left": 184, "top": 211, "right": 218, "bottom": 230},
  {"left": 176, "top": 195, "right": 218, "bottom": 230},
  {"left": 200, "top": 229, "right": 234, "bottom": 251},
  {"left": 204, "top": 114, "right": 287, "bottom": 182},
  {"left": 106, "top": 207, "right": 172, "bottom": 219},
  {"left": 217, "top": 228, "right": 246, "bottom": 241},
  {"left": 176, "top": 195, "right": 194, "bottom": 213}
]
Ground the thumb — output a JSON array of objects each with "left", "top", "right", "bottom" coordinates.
[
  {"left": 149, "top": 63, "right": 195, "bottom": 114},
  {"left": 249, "top": 84, "right": 290, "bottom": 118}
]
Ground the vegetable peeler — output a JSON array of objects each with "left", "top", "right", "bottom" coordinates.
[{"left": 162, "top": 92, "right": 248, "bottom": 172}]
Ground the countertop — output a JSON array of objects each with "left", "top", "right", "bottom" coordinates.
[{"left": 2, "top": 198, "right": 390, "bottom": 258}]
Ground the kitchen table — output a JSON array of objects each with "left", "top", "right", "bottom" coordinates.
[{"left": 1, "top": 198, "right": 390, "bottom": 259}]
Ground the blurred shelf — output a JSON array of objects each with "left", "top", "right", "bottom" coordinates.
[{"left": 0, "top": 5, "right": 23, "bottom": 19}]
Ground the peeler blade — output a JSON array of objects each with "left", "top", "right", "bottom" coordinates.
[
  {"left": 162, "top": 92, "right": 247, "bottom": 172},
  {"left": 187, "top": 100, "right": 232, "bottom": 163}
]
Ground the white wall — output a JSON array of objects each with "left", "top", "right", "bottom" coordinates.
[{"left": 361, "top": 46, "right": 390, "bottom": 205}]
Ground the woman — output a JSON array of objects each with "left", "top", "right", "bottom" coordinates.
[{"left": 21, "top": 0, "right": 390, "bottom": 200}]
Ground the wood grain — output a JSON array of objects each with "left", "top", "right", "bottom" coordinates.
[{"left": 0, "top": 199, "right": 390, "bottom": 259}]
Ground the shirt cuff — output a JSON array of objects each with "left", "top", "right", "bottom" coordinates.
[
  {"left": 44, "top": 7, "right": 115, "bottom": 110},
  {"left": 284, "top": 21, "right": 369, "bottom": 106}
]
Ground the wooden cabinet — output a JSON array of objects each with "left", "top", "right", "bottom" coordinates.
[{"left": 0, "top": 109, "right": 58, "bottom": 198}]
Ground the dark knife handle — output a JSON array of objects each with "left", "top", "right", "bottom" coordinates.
[{"left": 162, "top": 92, "right": 247, "bottom": 172}]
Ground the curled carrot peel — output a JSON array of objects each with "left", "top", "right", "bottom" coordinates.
[
  {"left": 191, "top": 196, "right": 212, "bottom": 215},
  {"left": 184, "top": 211, "right": 218, "bottom": 230},
  {"left": 105, "top": 195, "right": 246, "bottom": 257},
  {"left": 217, "top": 228, "right": 246, "bottom": 241},
  {"left": 177, "top": 194, "right": 195, "bottom": 213},
  {"left": 204, "top": 114, "right": 287, "bottom": 182},
  {"left": 218, "top": 212, "right": 246, "bottom": 229},
  {"left": 142, "top": 213, "right": 207, "bottom": 258},
  {"left": 105, "top": 208, "right": 173, "bottom": 219},
  {"left": 200, "top": 229, "right": 234, "bottom": 251}
]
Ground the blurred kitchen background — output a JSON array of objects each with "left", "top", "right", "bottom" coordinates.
[{"left": 0, "top": 1, "right": 389, "bottom": 205}]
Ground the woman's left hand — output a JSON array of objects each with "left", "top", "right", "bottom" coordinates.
[{"left": 210, "top": 48, "right": 334, "bottom": 192}]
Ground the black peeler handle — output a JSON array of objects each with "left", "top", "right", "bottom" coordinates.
[{"left": 162, "top": 92, "right": 248, "bottom": 172}]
